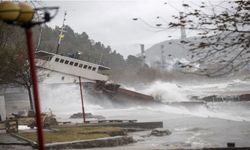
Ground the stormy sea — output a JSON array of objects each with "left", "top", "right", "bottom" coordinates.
[{"left": 39, "top": 79, "right": 250, "bottom": 149}]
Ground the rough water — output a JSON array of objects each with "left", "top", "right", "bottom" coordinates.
[{"left": 39, "top": 79, "right": 250, "bottom": 149}]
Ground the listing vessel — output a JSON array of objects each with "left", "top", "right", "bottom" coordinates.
[
  {"left": 35, "top": 50, "right": 156, "bottom": 105},
  {"left": 34, "top": 11, "right": 156, "bottom": 105},
  {"left": 35, "top": 50, "right": 110, "bottom": 83}
]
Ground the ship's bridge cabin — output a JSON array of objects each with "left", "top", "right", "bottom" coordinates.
[{"left": 35, "top": 50, "right": 110, "bottom": 82}]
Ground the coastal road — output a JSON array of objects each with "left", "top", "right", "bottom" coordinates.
[{"left": 0, "top": 133, "right": 33, "bottom": 150}]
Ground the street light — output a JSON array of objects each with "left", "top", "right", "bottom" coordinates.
[
  {"left": 0, "top": 1, "right": 58, "bottom": 27},
  {"left": 17, "top": 2, "right": 34, "bottom": 22},
  {"left": 0, "top": 1, "right": 20, "bottom": 21},
  {"left": 0, "top": 2, "right": 58, "bottom": 150}
]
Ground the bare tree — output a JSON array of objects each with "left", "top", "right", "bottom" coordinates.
[
  {"left": 0, "top": 48, "right": 36, "bottom": 110},
  {"left": 169, "top": 0, "right": 250, "bottom": 77},
  {"left": 0, "top": 23, "right": 35, "bottom": 110}
]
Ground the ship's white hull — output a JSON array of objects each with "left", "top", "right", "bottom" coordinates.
[
  {"left": 37, "top": 68, "right": 94, "bottom": 84},
  {"left": 35, "top": 51, "right": 110, "bottom": 83}
]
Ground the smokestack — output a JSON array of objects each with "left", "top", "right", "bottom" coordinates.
[
  {"left": 140, "top": 44, "right": 144, "bottom": 54},
  {"left": 140, "top": 44, "right": 146, "bottom": 67},
  {"left": 160, "top": 45, "right": 166, "bottom": 70},
  {"left": 179, "top": 12, "right": 186, "bottom": 40}
]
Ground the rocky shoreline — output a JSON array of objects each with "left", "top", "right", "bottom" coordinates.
[
  {"left": 69, "top": 113, "right": 105, "bottom": 120},
  {"left": 198, "top": 93, "right": 250, "bottom": 102}
]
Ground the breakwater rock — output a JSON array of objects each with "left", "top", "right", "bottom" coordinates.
[
  {"left": 70, "top": 113, "right": 105, "bottom": 119},
  {"left": 150, "top": 128, "right": 171, "bottom": 137},
  {"left": 200, "top": 94, "right": 250, "bottom": 102}
]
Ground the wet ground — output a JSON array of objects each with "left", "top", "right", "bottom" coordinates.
[
  {"left": 0, "top": 133, "right": 33, "bottom": 150},
  {"left": 2, "top": 79, "right": 250, "bottom": 149},
  {"left": 81, "top": 110, "right": 250, "bottom": 150},
  {"left": 0, "top": 145, "right": 33, "bottom": 150},
  {"left": 1, "top": 111, "right": 250, "bottom": 150}
]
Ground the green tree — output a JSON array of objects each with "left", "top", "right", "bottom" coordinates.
[{"left": 0, "top": 49, "right": 34, "bottom": 110}]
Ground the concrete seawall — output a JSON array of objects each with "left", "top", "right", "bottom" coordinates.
[
  {"left": 80, "top": 121, "right": 163, "bottom": 130},
  {"left": 44, "top": 136, "right": 134, "bottom": 149}
]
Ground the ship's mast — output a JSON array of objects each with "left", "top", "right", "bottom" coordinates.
[{"left": 56, "top": 11, "right": 67, "bottom": 54}]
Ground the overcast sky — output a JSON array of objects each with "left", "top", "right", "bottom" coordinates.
[{"left": 42, "top": 0, "right": 223, "bottom": 57}]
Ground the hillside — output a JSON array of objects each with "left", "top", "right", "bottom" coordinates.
[
  {"left": 1, "top": 23, "right": 164, "bottom": 84},
  {"left": 143, "top": 33, "right": 250, "bottom": 80},
  {"left": 144, "top": 38, "right": 191, "bottom": 69}
]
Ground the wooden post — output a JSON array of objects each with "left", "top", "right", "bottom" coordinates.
[{"left": 79, "top": 77, "right": 86, "bottom": 123}]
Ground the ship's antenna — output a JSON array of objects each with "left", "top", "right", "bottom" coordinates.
[{"left": 56, "top": 11, "right": 67, "bottom": 54}]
